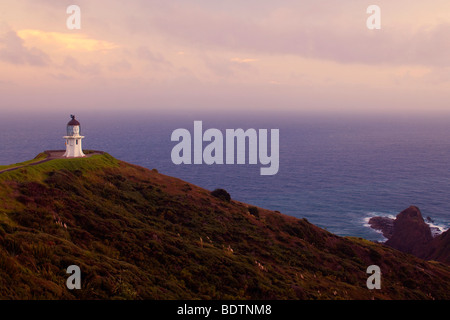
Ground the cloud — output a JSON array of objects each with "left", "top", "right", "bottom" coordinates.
[
  {"left": 17, "top": 29, "right": 118, "bottom": 52},
  {"left": 49, "top": 73, "right": 74, "bottom": 81},
  {"left": 145, "top": 4, "right": 450, "bottom": 67},
  {"left": 423, "top": 67, "right": 450, "bottom": 84},
  {"left": 202, "top": 55, "right": 258, "bottom": 78},
  {"left": 302, "top": 24, "right": 450, "bottom": 68},
  {"left": 136, "top": 46, "right": 171, "bottom": 66},
  {"left": 63, "top": 56, "right": 101, "bottom": 75},
  {"left": 0, "top": 31, "right": 50, "bottom": 66},
  {"left": 230, "top": 58, "right": 258, "bottom": 63},
  {"left": 108, "top": 59, "right": 132, "bottom": 72}
]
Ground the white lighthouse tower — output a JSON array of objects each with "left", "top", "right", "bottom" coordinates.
[{"left": 63, "top": 115, "right": 86, "bottom": 158}]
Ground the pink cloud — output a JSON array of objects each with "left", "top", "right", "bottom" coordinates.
[
  {"left": 136, "top": 46, "right": 171, "bottom": 66},
  {"left": 145, "top": 5, "right": 450, "bottom": 67},
  {"left": 63, "top": 56, "right": 101, "bottom": 75},
  {"left": 0, "top": 31, "right": 51, "bottom": 66}
]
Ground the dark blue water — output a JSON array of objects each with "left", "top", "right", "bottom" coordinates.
[{"left": 1, "top": 112, "right": 449, "bottom": 241}]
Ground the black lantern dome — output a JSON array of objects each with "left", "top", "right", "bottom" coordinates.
[{"left": 68, "top": 114, "right": 80, "bottom": 126}]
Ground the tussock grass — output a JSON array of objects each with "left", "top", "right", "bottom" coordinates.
[{"left": 0, "top": 153, "right": 449, "bottom": 299}]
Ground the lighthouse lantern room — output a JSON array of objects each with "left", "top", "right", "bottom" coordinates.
[{"left": 63, "top": 115, "right": 86, "bottom": 158}]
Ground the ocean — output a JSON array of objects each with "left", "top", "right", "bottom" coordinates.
[{"left": 1, "top": 112, "right": 449, "bottom": 241}]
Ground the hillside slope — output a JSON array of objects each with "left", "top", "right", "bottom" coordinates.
[{"left": 0, "top": 152, "right": 449, "bottom": 299}]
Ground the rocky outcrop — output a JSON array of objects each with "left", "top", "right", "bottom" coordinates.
[
  {"left": 427, "top": 230, "right": 450, "bottom": 265},
  {"left": 369, "top": 206, "right": 449, "bottom": 265},
  {"left": 385, "top": 206, "right": 433, "bottom": 257},
  {"left": 368, "top": 216, "right": 394, "bottom": 239}
]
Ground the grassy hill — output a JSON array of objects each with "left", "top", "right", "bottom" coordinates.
[{"left": 0, "top": 152, "right": 449, "bottom": 299}]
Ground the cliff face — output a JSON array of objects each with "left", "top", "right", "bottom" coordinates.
[
  {"left": 0, "top": 153, "right": 450, "bottom": 299},
  {"left": 427, "top": 230, "right": 450, "bottom": 264}
]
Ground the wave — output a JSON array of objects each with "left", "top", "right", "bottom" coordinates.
[
  {"left": 362, "top": 212, "right": 392, "bottom": 242},
  {"left": 425, "top": 221, "right": 448, "bottom": 237}
]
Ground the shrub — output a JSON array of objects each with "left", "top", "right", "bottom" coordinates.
[
  {"left": 0, "top": 254, "right": 18, "bottom": 274},
  {"left": 73, "top": 169, "right": 83, "bottom": 177},
  {"left": 211, "top": 189, "right": 231, "bottom": 202},
  {"left": 3, "top": 238, "right": 23, "bottom": 256},
  {"left": 248, "top": 206, "right": 259, "bottom": 217}
]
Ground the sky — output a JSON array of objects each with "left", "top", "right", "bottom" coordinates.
[{"left": 1, "top": 0, "right": 450, "bottom": 117}]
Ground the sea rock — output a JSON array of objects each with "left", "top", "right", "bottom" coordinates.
[
  {"left": 368, "top": 216, "right": 394, "bottom": 239},
  {"left": 426, "top": 229, "right": 450, "bottom": 265},
  {"left": 385, "top": 206, "right": 433, "bottom": 257},
  {"left": 369, "top": 206, "right": 450, "bottom": 265}
]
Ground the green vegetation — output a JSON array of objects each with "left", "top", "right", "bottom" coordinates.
[
  {"left": 0, "top": 153, "right": 119, "bottom": 183},
  {"left": 0, "top": 153, "right": 449, "bottom": 299},
  {"left": 0, "top": 152, "right": 48, "bottom": 171}
]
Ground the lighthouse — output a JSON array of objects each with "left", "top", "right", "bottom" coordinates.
[{"left": 63, "top": 115, "right": 85, "bottom": 158}]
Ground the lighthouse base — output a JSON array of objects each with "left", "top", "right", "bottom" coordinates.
[{"left": 63, "top": 136, "right": 85, "bottom": 158}]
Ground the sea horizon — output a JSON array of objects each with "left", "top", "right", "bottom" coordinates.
[{"left": 1, "top": 111, "right": 449, "bottom": 241}]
